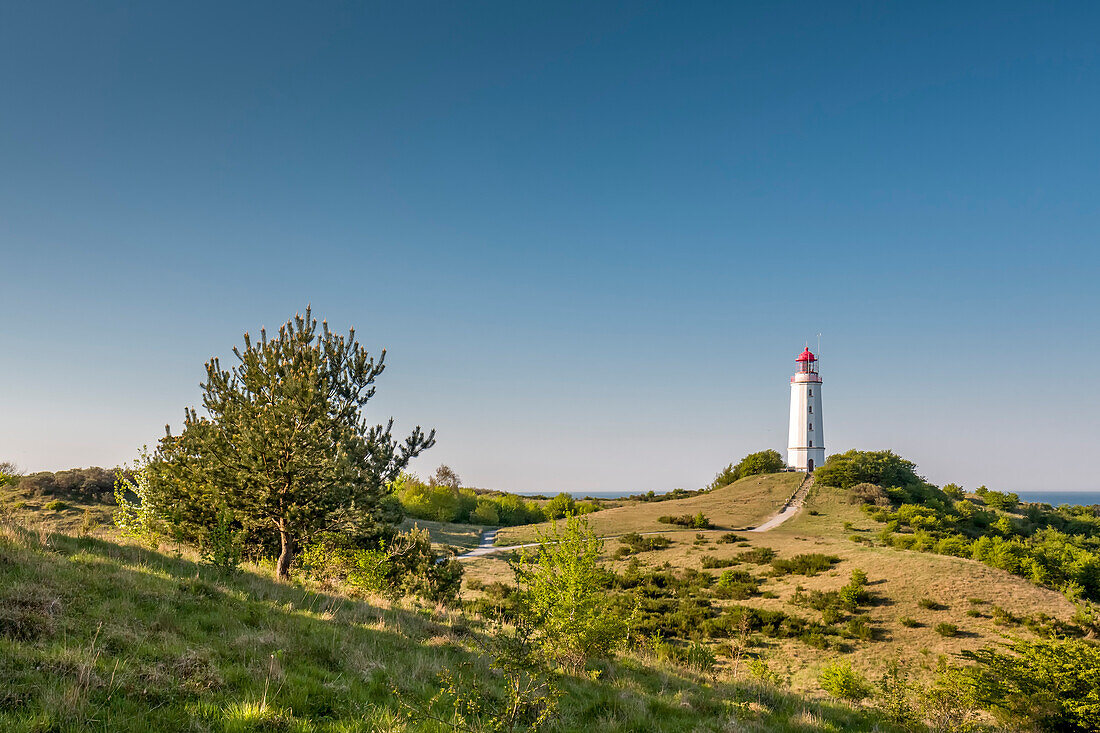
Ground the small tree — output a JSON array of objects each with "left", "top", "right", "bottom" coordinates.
[
  {"left": 114, "top": 453, "right": 161, "bottom": 547},
  {"left": 819, "top": 660, "right": 872, "bottom": 703},
  {"left": 154, "top": 308, "right": 434, "bottom": 578},
  {"left": 511, "top": 514, "right": 626, "bottom": 673},
  {"left": 429, "top": 465, "right": 461, "bottom": 490}
]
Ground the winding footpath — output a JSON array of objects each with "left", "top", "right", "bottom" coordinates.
[{"left": 457, "top": 473, "right": 815, "bottom": 560}]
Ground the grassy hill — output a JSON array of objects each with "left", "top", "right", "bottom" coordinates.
[
  {"left": 466, "top": 477, "right": 1087, "bottom": 700},
  {"left": 0, "top": 515, "right": 894, "bottom": 732},
  {"left": 495, "top": 472, "right": 802, "bottom": 545},
  {"left": 4, "top": 468, "right": 1096, "bottom": 731}
]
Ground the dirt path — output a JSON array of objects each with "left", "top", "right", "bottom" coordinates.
[
  {"left": 457, "top": 474, "right": 815, "bottom": 560},
  {"left": 746, "top": 473, "right": 813, "bottom": 532}
]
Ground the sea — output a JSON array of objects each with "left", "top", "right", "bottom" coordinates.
[
  {"left": 1016, "top": 491, "right": 1100, "bottom": 507},
  {"left": 509, "top": 489, "right": 1100, "bottom": 506}
]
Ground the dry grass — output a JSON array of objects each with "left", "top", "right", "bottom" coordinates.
[
  {"left": 463, "top": 478, "right": 1080, "bottom": 695},
  {"left": 496, "top": 472, "right": 802, "bottom": 545}
]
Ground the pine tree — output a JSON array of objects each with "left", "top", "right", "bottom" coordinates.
[{"left": 155, "top": 308, "right": 434, "bottom": 578}]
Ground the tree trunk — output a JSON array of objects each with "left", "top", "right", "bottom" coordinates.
[{"left": 276, "top": 528, "right": 295, "bottom": 580}]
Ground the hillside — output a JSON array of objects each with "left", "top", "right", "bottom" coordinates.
[
  {"left": 4, "top": 467, "right": 1098, "bottom": 731},
  {"left": 465, "top": 475, "right": 1089, "bottom": 701},
  {"left": 0, "top": 517, "right": 894, "bottom": 732},
  {"left": 495, "top": 472, "right": 803, "bottom": 545}
]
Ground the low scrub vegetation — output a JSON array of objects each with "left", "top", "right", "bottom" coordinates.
[{"left": 657, "top": 512, "right": 712, "bottom": 529}]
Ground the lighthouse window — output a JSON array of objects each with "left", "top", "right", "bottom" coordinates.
[
  {"left": 809, "top": 389, "right": 813, "bottom": 396},
  {"left": 809, "top": 440, "right": 813, "bottom": 447},
  {"left": 808, "top": 405, "right": 813, "bottom": 414},
  {"left": 809, "top": 423, "right": 813, "bottom": 430}
]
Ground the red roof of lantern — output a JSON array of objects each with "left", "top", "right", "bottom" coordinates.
[{"left": 796, "top": 347, "right": 816, "bottom": 362}]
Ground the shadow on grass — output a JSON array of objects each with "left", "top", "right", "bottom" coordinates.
[{"left": 0, "top": 522, "right": 904, "bottom": 733}]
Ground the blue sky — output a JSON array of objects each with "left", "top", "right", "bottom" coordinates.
[{"left": 2, "top": 2, "right": 1098, "bottom": 493}]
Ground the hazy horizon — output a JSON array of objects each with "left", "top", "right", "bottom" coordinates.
[{"left": 3, "top": 2, "right": 1098, "bottom": 494}]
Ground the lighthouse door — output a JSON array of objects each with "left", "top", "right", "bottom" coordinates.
[{"left": 807, "top": 458, "right": 814, "bottom": 472}]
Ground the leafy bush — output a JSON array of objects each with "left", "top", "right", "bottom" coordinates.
[
  {"left": 700, "top": 555, "right": 737, "bottom": 569},
  {"left": 898, "top": 616, "right": 920, "bottom": 628},
  {"left": 961, "top": 637, "right": 1100, "bottom": 731},
  {"left": 815, "top": 450, "right": 925, "bottom": 493},
  {"left": 919, "top": 598, "right": 947, "bottom": 611},
  {"left": 657, "top": 512, "right": 712, "bottom": 529},
  {"left": 615, "top": 533, "right": 672, "bottom": 556},
  {"left": 298, "top": 528, "right": 461, "bottom": 603},
  {"left": 716, "top": 533, "right": 745, "bottom": 544},
  {"left": 975, "top": 485, "right": 1020, "bottom": 512},
  {"left": 199, "top": 510, "right": 243, "bottom": 572},
  {"left": 544, "top": 492, "right": 575, "bottom": 520},
  {"left": 512, "top": 514, "right": 627, "bottom": 673},
  {"left": 736, "top": 546, "right": 777, "bottom": 564},
  {"left": 848, "top": 482, "right": 891, "bottom": 507},
  {"left": 934, "top": 622, "right": 959, "bottom": 637},
  {"left": 707, "top": 450, "right": 786, "bottom": 490},
  {"left": 43, "top": 500, "right": 68, "bottom": 511},
  {"left": 819, "top": 660, "right": 872, "bottom": 702},
  {"left": 713, "top": 569, "right": 762, "bottom": 600},
  {"left": 771, "top": 553, "right": 840, "bottom": 576}
]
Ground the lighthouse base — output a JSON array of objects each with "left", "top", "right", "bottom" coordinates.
[{"left": 787, "top": 447, "right": 826, "bottom": 472}]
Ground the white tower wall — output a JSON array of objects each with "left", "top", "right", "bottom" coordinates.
[{"left": 787, "top": 363, "right": 825, "bottom": 471}]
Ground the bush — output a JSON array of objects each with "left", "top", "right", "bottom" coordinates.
[
  {"left": 700, "top": 555, "right": 737, "bottom": 569},
  {"left": 816, "top": 450, "right": 925, "bottom": 493},
  {"left": 771, "top": 553, "right": 840, "bottom": 576},
  {"left": 512, "top": 514, "right": 627, "bottom": 673},
  {"left": 848, "top": 483, "right": 892, "bottom": 507},
  {"left": 961, "top": 637, "right": 1100, "bottom": 731},
  {"left": 934, "top": 623, "right": 959, "bottom": 637},
  {"left": 617, "top": 533, "right": 672, "bottom": 555},
  {"left": 737, "top": 547, "right": 777, "bottom": 564},
  {"left": 819, "top": 660, "right": 872, "bottom": 702},
  {"left": 43, "top": 500, "right": 68, "bottom": 511},
  {"left": 919, "top": 598, "right": 947, "bottom": 611},
  {"left": 657, "top": 512, "right": 712, "bottom": 529},
  {"left": 299, "top": 528, "right": 462, "bottom": 603},
  {"left": 716, "top": 533, "right": 745, "bottom": 544},
  {"left": 898, "top": 617, "right": 920, "bottom": 628},
  {"left": 544, "top": 492, "right": 575, "bottom": 520},
  {"left": 713, "top": 569, "right": 762, "bottom": 600},
  {"left": 707, "top": 450, "right": 786, "bottom": 491}
]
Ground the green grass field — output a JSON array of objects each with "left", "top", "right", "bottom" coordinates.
[{"left": 0, "top": 517, "right": 898, "bottom": 732}]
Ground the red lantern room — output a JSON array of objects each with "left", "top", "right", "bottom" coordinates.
[{"left": 795, "top": 347, "right": 818, "bottom": 374}]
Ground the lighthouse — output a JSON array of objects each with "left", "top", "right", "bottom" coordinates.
[{"left": 788, "top": 347, "right": 825, "bottom": 472}]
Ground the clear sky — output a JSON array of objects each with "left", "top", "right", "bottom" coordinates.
[{"left": 2, "top": 2, "right": 1098, "bottom": 494}]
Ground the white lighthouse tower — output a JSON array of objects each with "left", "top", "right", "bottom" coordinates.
[{"left": 788, "top": 347, "right": 825, "bottom": 472}]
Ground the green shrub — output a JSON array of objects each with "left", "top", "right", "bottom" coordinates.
[
  {"left": 736, "top": 547, "right": 777, "bottom": 564},
  {"left": 919, "top": 598, "right": 947, "bottom": 611},
  {"left": 199, "top": 510, "right": 242, "bottom": 572},
  {"left": 713, "top": 569, "right": 762, "bottom": 600},
  {"left": 43, "top": 499, "right": 68, "bottom": 511},
  {"left": 617, "top": 533, "right": 672, "bottom": 555},
  {"left": 961, "top": 637, "right": 1100, "bottom": 731},
  {"left": 544, "top": 492, "right": 575, "bottom": 520},
  {"left": 512, "top": 514, "right": 627, "bottom": 673},
  {"left": 700, "top": 555, "right": 737, "bottom": 569},
  {"left": 656, "top": 512, "right": 712, "bottom": 529},
  {"left": 716, "top": 533, "right": 745, "bottom": 544},
  {"left": 771, "top": 553, "right": 840, "bottom": 576},
  {"left": 819, "top": 660, "right": 872, "bottom": 702},
  {"left": 898, "top": 617, "right": 920, "bottom": 628},
  {"left": 934, "top": 623, "right": 959, "bottom": 637},
  {"left": 707, "top": 450, "right": 786, "bottom": 490}
]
